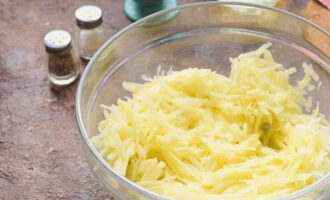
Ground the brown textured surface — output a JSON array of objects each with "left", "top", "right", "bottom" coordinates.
[
  {"left": 304, "top": 0, "right": 330, "bottom": 56},
  {"left": 305, "top": 0, "right": 330, "bottom": 31},
  {"left": 0, "top": 0, "right": 328, "bottom": 200}
]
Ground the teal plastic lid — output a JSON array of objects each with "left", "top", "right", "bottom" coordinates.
[{"left": 124, "top": 0, "right": 178, "bottom": 22}]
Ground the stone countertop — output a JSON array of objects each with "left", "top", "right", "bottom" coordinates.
[{"left": 0, "top": 0, "right": 328, "bottom": 199}]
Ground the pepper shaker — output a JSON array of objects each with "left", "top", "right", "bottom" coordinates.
[
  {"left": 75, "top": 5, "right": 106, "bottom": 60},
  {"left": 44, "top": 30, "right": 79, "bottom": 86}
]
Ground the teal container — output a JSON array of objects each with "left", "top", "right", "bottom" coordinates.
[{"left": 124, "top": 0, "right": 178, "bottom": 21}]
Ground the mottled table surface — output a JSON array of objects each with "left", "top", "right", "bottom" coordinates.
[{"left": 0, "top": 0, "right": 328, "bottom": 199}]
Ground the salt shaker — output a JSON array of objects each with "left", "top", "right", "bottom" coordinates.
[
  {"left": 44, "top": 30, "right": 79, "bottom": 86},
  {"left": 75, "top": 5, "right": 105, "bottom": 60}
]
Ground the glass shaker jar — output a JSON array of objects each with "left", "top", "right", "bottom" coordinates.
[
  {"left": 75, "top": 5, "right": 105, "bottom": 60},
  {"left": 44, "top": 30, "right": 79, "bottom": 86}
]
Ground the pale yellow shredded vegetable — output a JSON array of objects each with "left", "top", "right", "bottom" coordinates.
[{"left": 92, "top": 43, "right": 330, "bottom": 200}]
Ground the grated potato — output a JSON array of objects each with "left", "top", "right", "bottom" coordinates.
[{"left": 92, "top": 43, "right": 330, "bottom": 200}]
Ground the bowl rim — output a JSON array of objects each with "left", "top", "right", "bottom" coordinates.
[{"left": 76, "top": 1, "right": 330, "bottom": 199}]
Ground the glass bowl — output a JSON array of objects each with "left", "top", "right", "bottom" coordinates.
[{"left": 76, "top": 2, "right": 330, "bottom": 200}]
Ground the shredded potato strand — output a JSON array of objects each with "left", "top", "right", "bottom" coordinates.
[{"left": 93, "top": 43, "right": 330, "bottom": 200}]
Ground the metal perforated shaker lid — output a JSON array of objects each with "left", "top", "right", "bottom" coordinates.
[
  {"left": 75, "top": 5, "right": 103, "bottom": 29},
  {"left": 44, "top": 30, "right": 72, "bottom": 53}
]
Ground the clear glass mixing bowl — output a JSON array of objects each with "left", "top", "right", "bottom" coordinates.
[{"left": 76, "top": 2, "right": 330, "bottom": 200}]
